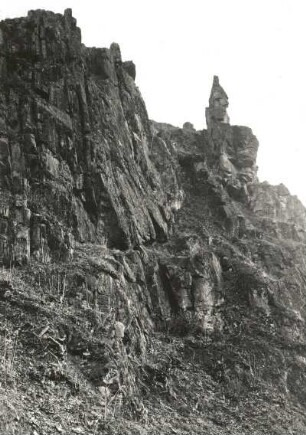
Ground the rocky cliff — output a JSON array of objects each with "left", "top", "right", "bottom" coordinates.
[{"left": 1, "top": 9, "right": 306, "bottom": 435}]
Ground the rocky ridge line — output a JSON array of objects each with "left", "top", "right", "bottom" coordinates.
[{"left": 1, "top": 9, "right": 306, "bottom": 435}]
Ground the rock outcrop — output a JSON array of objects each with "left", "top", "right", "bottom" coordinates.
[
  {"left": 206, "top": 75, "right": 230, "bottom": 125},
  {"left": 0, "top": 9, "right": 178, "bottom": 267},
  {"left": 1, "top": 10, "right": 306, "bottom": 435},
  {"left": 206, "top": 75, "right": 259, "bottom": 201}
]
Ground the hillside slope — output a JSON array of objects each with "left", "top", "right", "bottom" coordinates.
[{"left": 1, "top": 9, "right": 306, "bottom": 434}]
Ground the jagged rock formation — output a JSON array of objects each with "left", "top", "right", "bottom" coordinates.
[
  {"left": 0, "top": 8, "right": 176, "bottom": 267},
  {"left": 206, "top": 75, "right": 230, "bottom": 124},
  {"left": 205, "top": 75, "right": 259, "bottom": 201},
  {"left": 1, "top": 9, "right": 306, "bottom": 435}
]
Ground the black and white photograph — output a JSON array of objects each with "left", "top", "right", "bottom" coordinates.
[{"left": 1, "top": 1, "right": 306, "bottom": 433}]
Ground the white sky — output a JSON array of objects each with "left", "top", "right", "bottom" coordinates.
[{"left": 1, "top": 0, "right": 306, "bottom": 205}]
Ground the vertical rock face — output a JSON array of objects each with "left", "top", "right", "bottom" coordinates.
[
  {"left": 0, "top": 9, "right": 179, "bottom": 266},
  {"left": 249, "top": 182, "right": 306, "bottom": 241},
  {"left": 1, "top": 10, "right": 306, "bottom": 435},
  {"left": 206, "top": 76, "right": 259, "bottom": 201}
]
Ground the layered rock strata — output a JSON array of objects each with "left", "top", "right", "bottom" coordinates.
[
  {"left": 1, "top": 9, "right": 306, "bottom": 435},
  {"left": 0, "top": 9, "right": 179, "bottom": 266}
]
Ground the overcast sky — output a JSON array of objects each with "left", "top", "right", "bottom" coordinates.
[{"left": 1, "top": 0, "right": 306, "bottom": 205}]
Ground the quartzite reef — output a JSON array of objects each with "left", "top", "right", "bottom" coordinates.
[{"left": 1, "top": 9, "right": 306, "bottom": 435}]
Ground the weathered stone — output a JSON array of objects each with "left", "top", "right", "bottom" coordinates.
[
  {"left": 0, "top": 9, "right": 179, "bottom": 264},
  {"left": 206, "top": 75, "right": 230, "bottom": 125},
  {"left": 1, "top": 9, "right": 306, "bottom": 435},
  {"left": 182, "top": 121, "right": 195, "bottom": 131},
  {"left": 88, "top": 48, "right": 115, "bottom": 80},
  {"left": 205, "top": 76, "right": 258, "bottom": 199},
  {"left": 110, "top": 42, "right": 122, "bottom": 64},
  {"left": 123, "top": 61, "right": 136, "bottom": 80},
  {"left": 249, "top": 182, "right": 306, "bottom": 242}
]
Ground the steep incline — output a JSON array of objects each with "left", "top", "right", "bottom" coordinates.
[
  {"left": 1, "top": 10, "right": 306, "bottom": 435},
  {"left": 0, "top": 9, "right": 178, "bottom": 265}
]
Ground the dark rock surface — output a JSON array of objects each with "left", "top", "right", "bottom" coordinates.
[
  {"left": 1, "top": 9, "right": 306, "bottom": 435},
  {"left": 0, "top": 8, "right": 175, "bottom": 266},
  {"left": 205, "top": 75, "right": 259, "bottom": 202}
]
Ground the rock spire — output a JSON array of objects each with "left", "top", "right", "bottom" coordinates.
[{"left": 205, "top": 75, "right": 230, "bottom": 127}]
